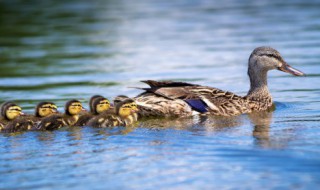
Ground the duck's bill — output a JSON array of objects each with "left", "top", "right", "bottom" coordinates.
[{"left": 278, "top": 63, "right": 305, "bottom": 76}]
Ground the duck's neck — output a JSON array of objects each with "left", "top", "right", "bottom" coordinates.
[{"left": 246, "top": 68, "right": 272, "bottom": 102}]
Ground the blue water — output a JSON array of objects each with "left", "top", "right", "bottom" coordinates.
[{"left": 1, "top": 0, "right": 320, "bottom": 189}]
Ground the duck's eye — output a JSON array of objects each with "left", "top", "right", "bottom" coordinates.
[
  {"left": 71, "top": 103, "right": 82, "bottom": 108},
  {"left": 10, "top": 108, "right": 21, "bottom": 112}
]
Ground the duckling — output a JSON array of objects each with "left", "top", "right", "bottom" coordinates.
[
  {"left": 24, "top": 101, "right": 58, "bottom": 123},
  {"left": 113, "top": 95, "right": 139, "bottom": 121},
  {"left": 74, "top": 96, "right": 111, "bottom": 126},
  {"left": 89, "top": 95, "right": 104, "bottom": 112},
  {"left": 87, "top": 98, "right": 139, "bottom": 128},
  {"left": 0, "top": 102, "right": 32, "bottom": 133},
  {"left": 37, "top": 99, "right": 84, "bottom": 130}
]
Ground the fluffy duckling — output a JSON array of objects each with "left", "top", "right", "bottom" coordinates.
[
  {"left": 0, "top": 102, "right": 32, "bottom": 133},
  {"left": 75, "top": 96, "right": 111, "bottom": 126},
  {"left": 89, "top": 95, "right": 104, "bottom": 112},
  {"left": 37, "top": 99, "right": 84, "bottom": 130},
  {"left": 87, "top": 98, "right": 139, "bottom": 128},
  {"left": 25, "top": 101, "right": 58, "bottom": 123},
  {"left": 113, "top": 95, "right": 139, "bottom": 121}
]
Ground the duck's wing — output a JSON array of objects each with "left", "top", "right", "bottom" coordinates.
[
  {"left": 74, "top": 113, "right": 93, "bottom": 126},
  {"left": 141, "top": 80, "right": 197, "bottom": 87},
  {"left": 137, "top": 80, "right": 250, "bottom": 116},
  {"left": 87, "top": 114, "right": 123, "bottom": 128},
  {"left": 186, "top": 87, "right": 250, "bottom": 115},
  {"left": 2, "top": 118, "right": 34, "bottom": 133},
  {"left": 37, "top": 114, "right": 66, "bottom": 131}
]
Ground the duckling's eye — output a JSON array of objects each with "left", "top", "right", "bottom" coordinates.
[
  {"left": 9, "top": 108, "right": 21, "bottom": 111},
  {"left": 71, "top": 103, "right": 82, "bottom": 108}
]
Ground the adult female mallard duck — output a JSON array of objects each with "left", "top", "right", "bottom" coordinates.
[
  {"left": 75, "top": 96, "right": 111, "bottom": 126},
  {"left": 0, "top": 102, "right": 32, "bottom": 133},
  {"left": 37, "top": 99, "right": 85, "bottom": 130},
  {"left": 134, "top": 47, "right": 305, "bottom": 117},
  {"left": 87, "top": 98, "right": 139, "bottom": 128}
]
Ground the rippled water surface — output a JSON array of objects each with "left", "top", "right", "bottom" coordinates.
[{"left": 1, "top": 0, "right": 320, "bottom": 189}]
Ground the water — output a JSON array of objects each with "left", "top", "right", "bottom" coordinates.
[{"left": 1, "top": 0, "right": 320, "bottom": 189}]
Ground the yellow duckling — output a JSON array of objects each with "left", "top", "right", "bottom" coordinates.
[
  {"left": 87, "top": 98, "right": 139, "bottom": 128},
  {"left": 89, "top": 95, "right": 104, "bottom": 112},
  {"left": 37, "top": 99, "right": 85, "bottom": 130},
  {"left": 113, "top": 95, "right": 139, "bottom": 121},
  {"left": 0, "top": 102, "right": 31, "bottom": 133},
  {"left": 26, "top": 101, "right": 59, "bottom": 122},
  {"left": 4, "top": 102, "right": 58, "bottom": 132},
  {"left": 75, "top": 96, "right": 111, "bottom": 126}
]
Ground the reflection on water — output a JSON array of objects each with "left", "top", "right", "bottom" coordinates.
[{"left": 1, "top": 0, "right": 320, "bottom": 189}]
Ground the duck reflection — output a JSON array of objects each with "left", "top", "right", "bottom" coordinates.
[
  {"left": 248, "top": 105, "right": 275, "bottom": 148},
  {"left": 138, "top": 114, "right": 244, "bottom": 133}
]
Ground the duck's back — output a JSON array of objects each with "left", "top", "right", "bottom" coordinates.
[{"left": 135, "top": 80, "right": 252, "bottom": 117}]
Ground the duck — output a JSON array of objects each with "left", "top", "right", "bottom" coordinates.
[
  {"left": 3, "top": 101, "right": 59, "bottom": 132},
  {"left": 0, "top": 102, "right": 32, "bottom": 133},
  {"left": 87, "top": 98, "right": 139, "bottom": 128},
  {"left": 113, "top": 95, "right": 139, "bottom": 121},
  {"left": 134, "top": 47, "right": 305, "bottom": 117},
  {"left": 89, "top": 95, "right": 104, "bottom": 113},
  {"left": 37, "top": 99, "right": 85, "bottom": 130},
  {"left": 74, "top": 96, "right": 111, "bottom": 126},
  {"left": 25, "top": 101, "right": 58, "bottom": 123}
]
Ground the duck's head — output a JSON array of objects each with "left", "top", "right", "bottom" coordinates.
[
  {"left": 36, "top": 101, "right": 58, "bottom": 117},
  {"left": 248, "top": 47, "right": 305, "bottom": 77},
  {"left": 65, "top": 99, "right": 85, "bottom": 116},
  {"left": 89, "top": 95, "right": 104, "bottom": 113},
  {"left": 116, "top": 98, "right": 139, "bottom": 118},
  {"left": 1, "top": 102, "right": 24, "bottom": 120},
  {"left": 92, "top": 97, "right": 110, "bottom": 114},
  {"left": 113, "top": 95, "right": 129, "bottom": 107}
]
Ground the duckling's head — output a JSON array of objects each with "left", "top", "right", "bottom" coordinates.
[
  {"left": 116, "top": 98, "right": 139, "bottom": 118},
  {"left": 248, "top": 47, "right": 305, "bottom": 77},
  {"left": 92, "top": 97, "right": 110, "bottom": 114},
  {"left": 36, "top": 101, "right": 58, "bottom": 117},
  {"left": 65, "top": 99, "right": 84, "bottom": 116},
  {"left": 1, "top": 102, "right": 24, "bottom": 120},
  {"left": 113, "top": 95, "right": 129, "bottom": 107},
  {"left": 89, "top": 95, "right": 104, "bottom": 113}
]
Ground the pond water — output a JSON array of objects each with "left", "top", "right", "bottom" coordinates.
[{"left": 1, "top": 0, "right": 320, "bottom": 189}]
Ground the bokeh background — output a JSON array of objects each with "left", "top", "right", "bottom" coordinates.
[{"left": 1, "top": 0, "right": 320, "bottom": 189}]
